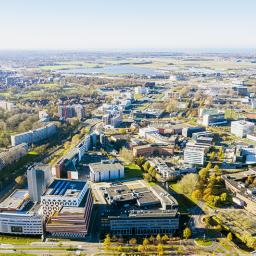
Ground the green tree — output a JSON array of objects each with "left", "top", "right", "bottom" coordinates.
[{"left": 183, "top": 227, "right": 192, "bottom": 239}]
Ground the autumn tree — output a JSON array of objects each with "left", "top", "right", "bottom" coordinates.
[
  {"left": 129, "top": 238, "right": 137, "bottom": 245},
  {"left": 176, "top": 173, "right": 198, "bottom": 195},
  {"left": 183, "top": 227, "right": 192, "bottom": 239},
  {"left": 103, "top": 234, "right": 111, "bottom": 249},
  {"left": 227, "top": 232, "right": 233, "bottom": 242}
]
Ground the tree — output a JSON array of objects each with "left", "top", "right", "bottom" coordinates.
[
  {"left": 199, "top": 168, "right": 209, "bottom": 182},
  {"left": 71, "top": 134, "right": 81, "bottom": 145},
  {"left": 157, "top": 243, "right": 164, "bottom": 255},
  {"left": 162, "top": 234, "right": 169, "bottom": 244},
  {"left": 206, "top": 162, "right": 212, "bottom": 171},
  {"left": 156, "top": 234, "right": 162, "bottom": 243},
  {"left": 143, "top": 238, "right": 149, "bottom": 247},
  {"left": 227, "top": 232, "right": 233, "bottom": 242},
  {"left": 220, "top": 192, "right": 227, "bottom": 202},
  {"left": 129, "top": 238, "right": 137, "bottom": 245},
  {"left": 143, "top": 173, "right": 152, "bottom": 182},
  {"left": 135, "top": 156, "right": 146, "bottom": 167},
  {"left": 176, "top": 174, "right": 198, "bottom": 195},
  {"left": 64, "top": 141, "right": 71, "bottom": 150},
  {"left": 210, "top": 152, "right": 215, "bottom": 160},
  {"left": 191, "top": 189, "right": 203, "bottom": 201},
  {"left": 103, "top": 234, "right": 111, "bottom": 249},
  {"left": 183, "top": 227, "right": 192, "bottom": 239},
  {"left": 15, "top": 176, "right": 24, "bottom": 185},
  {"left": 142, "top": 161, "right": 151, "bottom": 171},
  {"left": 119, "top": 147, "right": 133, "bottom": 163},
  {"left": 138, "top": 245, "right": 144, "bottom": 252},
  {"left": 149, "top": 235, "right": 155, "bottom": 243}
]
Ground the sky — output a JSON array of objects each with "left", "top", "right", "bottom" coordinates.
[{"left": 0, "top": 0, "right": 256, "bottom": 50}]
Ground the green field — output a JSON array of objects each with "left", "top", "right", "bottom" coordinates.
[{"left": 124, "top": 164, "right": 143, "bottom": 179}]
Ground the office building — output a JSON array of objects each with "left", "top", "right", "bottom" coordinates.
[
  {"left": 184, "top": 144, "right": 207, "bottom": 166},
  {"left": 231, "top": 120, "right": 255, "bottom": 138},
  {"left": 45, "top": 189, "right": 93, "bottom": 238},
  {"left": 132, "top": 144, "right": 174, "bottom": 157},
  {"left": 0, "top": 190, "right": 43, "bottom": 235},
  {"left": 101, "top": 182, "right": 179, "bottom": 236},
  {"left": 202, "top": 113, "right": 227, "bottom": 127},
  {"left": 41, "top": 179, "right": 88, "bottom": 217},
  {"left": 89, "top": 162, "right": 124, "bottom": 182},
  {"left": 52, "top": 135, "right": 91, "bottom": 178},
  {"left": 27, "top": 164, "right": 51, "bottom": 202}
]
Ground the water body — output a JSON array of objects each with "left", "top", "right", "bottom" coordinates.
[{"left": 58, "top": 65, "right": 162, "bottom": 76}]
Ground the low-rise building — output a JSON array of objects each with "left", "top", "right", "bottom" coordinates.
[
  {"left": 202, "top": 113, "right": 227, "bottom": 127},
  {"left": 231, "top": 120, "right": 255, "bottom": 138},
  {"left": 101, "top": 182, "right": 179, "bottom": 236},
  {"left": 89, "top": 162, "right": 124, "bottom": 182},
  {"left": 45, "top": 189, "right": 93, "bottom": 238},
  {"left": 132, "top": 144, "right": 175, "bottom": 157},
  {"left": 0, "top": 190, "right": 43, "bottom": 235},
  {"left": 41, "top": 179, "right": 88, "bottom": 217}
]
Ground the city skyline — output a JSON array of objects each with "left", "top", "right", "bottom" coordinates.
[{"left": 1, "top": 0, "right": 256, "bottom": 50}]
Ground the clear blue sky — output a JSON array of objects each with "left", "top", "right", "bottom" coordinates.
[{"left": 0, "top": 0, "right": 255, "bottom": 50}]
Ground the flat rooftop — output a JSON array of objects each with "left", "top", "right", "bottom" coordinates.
[
  {"left": 89, "top": 162, "right": 123, "bottom": 173},
  {"left": 0, "top": 189, "right": 29, "bottom": 211},
  {"left": 43, "top": 179, "right": 86, "bottom": 198}
]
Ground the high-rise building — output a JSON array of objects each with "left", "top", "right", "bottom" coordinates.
[{"left": 27, "top": 164, "right": 51, "bottom": 202}]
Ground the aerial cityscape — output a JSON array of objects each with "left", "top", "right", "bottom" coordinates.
[{"left": 0, "top": 0, "right": 256, "bottom": 256}]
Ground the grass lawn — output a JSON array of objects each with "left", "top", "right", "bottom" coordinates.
[
  {"left": 124, "top": 164, "right": 143, "bottom": 179},
  {"left": 0, "top": 235, "right": 40, "bottom": 245},
  {"left": 169, "top": 182, "right": 197, "bottom": 212},
  {"left": 195, "top": 238, "right": 213, "bottom": 247}
]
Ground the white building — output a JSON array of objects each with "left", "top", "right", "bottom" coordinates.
[
  {"left": 184, "top": 145, "right": 206, "bottom": 166},
  {"left": 89, "top": 162, "right": 124, "bottom": 182},
  {"left": 11, "top": 123, "right": 57, "bottom": 146},
  {"left": 134, "top": 86, "right": 148, "bottom": 95},
  {"left": 41, "top": 179, "right": 88, "bottom": 217},
  {"left": 202, "top": 113, "right": 226, "bottom": 127},
  {"left": 0, "top": 190, "right": 43, "bottom": 235},
  {"left": 231, "top": 120, "right": 255, "bottom": 138},
  {"left": 0, "top": 100, "right": 16, "bottom": 111},
  {"left": 139, "top": 127, "right": 159, "bottom": 138}
]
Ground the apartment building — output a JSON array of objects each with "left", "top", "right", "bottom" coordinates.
[
  {"left": 11, "top": 123, "right": 57, "bottom": 146},
  {"left": 0, "top": 143, "right": 28, "bottom": 171}
]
